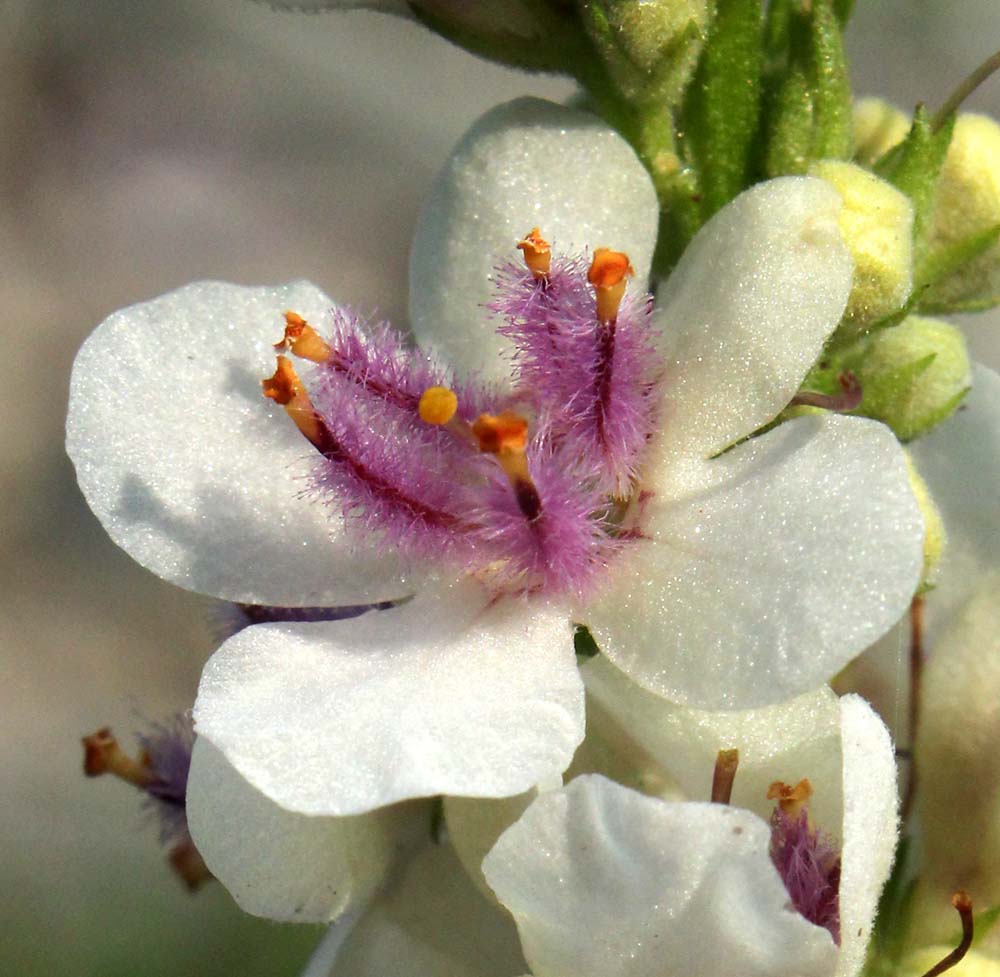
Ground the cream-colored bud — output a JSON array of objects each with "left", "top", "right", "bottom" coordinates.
[
  {"left": 903, "top": 453, "right": 945, "bottom": 588},
  {"left": 912, "top": 574, "right": 1000, "bottom": 943},
  {"left": 843, "top": 315, "right": 971, "bottom": 441},
  {"left": 924, "top": 112, "right": 1000, "bottom": 309},
  {"left": 853, "top": 97, "right": 909, "bottom": 166},
  {"left": 811, "top": 160, "right": 914, "bottom": 332},
  {"left": 901, "top": 948, "right": 1000, "bottom": 977}
]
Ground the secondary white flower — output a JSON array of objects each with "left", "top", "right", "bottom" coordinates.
[
  {"left": 483, "top": 692, "right": 898, "bottom": 977},
  {"left": 66, "top": 98, "right": 921, "bottom": 917}
]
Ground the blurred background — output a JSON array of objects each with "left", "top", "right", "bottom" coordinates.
[{"left": 3, "top": 1, "right": 999, "bottom": 974}]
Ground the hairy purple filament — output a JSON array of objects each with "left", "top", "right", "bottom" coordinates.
[
  {"left": 293, "top": 244, "right": 661, "bottom": 597},
  {"left": 137, "top": 713, "right": 196, "bottom": 844},
  {"left": 769, "top": 808, "right": 842, "bottom": 943},
  {"left": 215, "top": 601, "right": 395, "bottom": 641}
]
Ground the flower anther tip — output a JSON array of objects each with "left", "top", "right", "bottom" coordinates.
[
  {"left": 273, "top": 310, "right": 331, "bottom": 363},
  {"left": 471, "top": 410, "right": 529, "bottom": 456},
  {"left": 169, "top": 836, "right": 213, "bottom": 892},
  {"left": 517, "top": 227, "right": 552, "bottom": 279},
  {"left": 82, "top": 726, "right": 155, "bottom": 787},
  {"left": 767, "top": 778, "right": 814, "bottom": 820},
  {"left": 588, "top": 248, "right": 634, "bottom": 323},
  {"left": 262, "top": 356, "right": 326, "bottom": 449},
  {"left": 711, "top": 748, "right": 740, "bottom": 805},
  {"left": 418, "top": 385, "right": 459, "bottom": 426}
]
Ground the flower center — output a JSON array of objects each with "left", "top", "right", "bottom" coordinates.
[{"left": 259, "top": 232, "right": 663, "bottom": 596}]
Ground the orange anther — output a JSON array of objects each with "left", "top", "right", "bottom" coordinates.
[
  {"left": 273, "top": 311, "right": 331, "bottom": 363},
  {"left": 82, "top": 727, "right": 155, "bottom": 788},
  {"left": 262, "top": 356, "right": 325, "bottom": 448},
  {"left": 767, "top": 779, "right": 814, "bottom": 819},
  {"left": 472, "top": 411, "right": 529, "bottom": 456},
  {"left": 419, "top": 386, "right": 459, "bottom": 426},
  {"left": 588, "top": 248, "right": 634, "bottom": 323},
  {"left": 517, "top": 228, "right": 552, "bottom": 279}
]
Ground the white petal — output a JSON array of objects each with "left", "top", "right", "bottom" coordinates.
[
  {"left": 323, "top": 841, "right": 526, "bottom": 977},
  {"left": 409, "top": 97, "right": 659, "bottom": 382},
  {"left": 909, "top": 363, "right": 1000, "bottom": 642},
  {"left": 582, "top": 657, "right": 845, "bottom": 830},
  {"left": 186, "top": 738, "right": 419, "bottom": 922},
  {"left": 585, "top": 413, "right": 924, "bottom": 709},
  {"left": 66, "top": 280, "right": 410, "bottom": 605},
  {"left": 835, "top": 695, "right": 899, "bottom": 977},
  {"left": 649, "top": 177, "right": 853, "bottom": 471},
  {"left": 193, "top": 581, "right": 584, "bottom": 815},
  {"left": 483, "top": 776, "right": 838, "bottom": 977}
]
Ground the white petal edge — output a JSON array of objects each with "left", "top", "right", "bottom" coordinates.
[
  {"left": 835, "top": 695, "right": 899, "bottom": 977},
  {"left": 186, "top": 738, "right": 420, "bottom": 922},
  {"left": 483, "top": 775, "right": 838, "bottom": 977},
  {"left": 322, "top": 841, "right": 527, "bottom": 977},
  {"left": 649, "top": 176, "right": 853, "bottom": 474},
  {"left": 582, "top": 657, "right": 845, "bottom": 831},
  {"left": 584, "top": 412, "right": 924, "bottom": 709},
  {"left": 409, "top": 97, "right": 659, "bottom": 383},
  {"left": 193, "top": 581, "right": 584, "bottom": 815},
  {"left": 66, "top": 280, "right": 411, "bottom": 605}
]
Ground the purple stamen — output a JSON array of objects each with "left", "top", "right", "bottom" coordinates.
[
  {"left": 136, "top": 712, "right": 196, "bottom": 844},
  {"left": 769, "top": 807, "right": 842, "bottom": 943}
]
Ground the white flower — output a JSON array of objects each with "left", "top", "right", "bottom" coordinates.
[
  {"left": 66, "top": 98, "right": 922, "bottom": 919},
  {"left": 303, "top": 685, "right": 897, "bottom": 977}
]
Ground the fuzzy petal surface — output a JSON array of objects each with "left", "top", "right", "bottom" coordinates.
[
  {"left": 193, "top": 581, "right": 583, "bottom": 815},
  {"left": 321, "top": 841, "right": 526, "bottom": 977},
  {"left": 483, "top": 775, "right": 838, "bottom": 977},
  {"left": 650, "top": 177, "right": 853, "bottom": 474},
  {"left": 835, "top": 695, "right": 898, "bottom": 977},
  {"left": 584, "top": 413, "right": 924, "bottom": 709},
  {"left": 66, "top": 280, "right": 410, "bottom": 605},
  {"left": 186, "top": 739, "right": 419, "bottom": 922},
  {"left": 410, "top": 97, "right": 659, "bottom": 382},
  {"left": 582, "top": 658, "right": 844, "bottom": 828}
]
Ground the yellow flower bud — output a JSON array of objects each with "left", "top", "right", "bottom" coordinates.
[
  {"left": 903, "top": 453, "right": 945, "bottom": 589},
  {"left": 853, "top": 97, "right": 909, "bottom": 166},
  {"left": 901, "top": 947, "right": 1000, "bottom": 977},
  {"left": 842, "top": 315, "right": 971, "bottom": 441},
  {"left": 811, "top": 160, "right": 914, "bottom": 332},
  {"left": 924, "top": 113, "right": 1000, "bottom": 309}
]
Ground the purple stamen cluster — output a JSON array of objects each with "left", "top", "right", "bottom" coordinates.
[
  {"left": 492, "top": 254, "right": 661, "bottom": 497},
  {"left": 769, "top": 808, "right": 842, "bottom": 944},
  {"left": 299, "top": 246, "right": 661, "bottom": 597},
  {"left": 136, "top": 712, "right": 196, "bottom": 844},
  {"left": 214, "top": 601, "right": 395, "bottom": 641}
]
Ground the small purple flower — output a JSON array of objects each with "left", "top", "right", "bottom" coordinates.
[{"left": 768, "top": 780, "right": 842, "bottom": 943}]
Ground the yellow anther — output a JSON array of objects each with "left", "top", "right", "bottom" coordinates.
[
  {"left": 767, "top": 779, "right": 814, "bottom": 820},
  {"left": 262, "top": 355, "right": 325, "bottom": 448},
  {"left": 273, "top": 311, "right": 331, "bottom": 363},
  {"left": 517, "top": 227, "right": 552, "bottom": 279},
  {"left": 588, "top": 248, "right": 634, "bottom": 323},
  {"left": 418, "top": 386, "right": 459, "bottom": 426}
]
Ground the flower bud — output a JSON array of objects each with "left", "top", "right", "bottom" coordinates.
[
  {"left": 903, "top": 453, "right": 945, "bottom": 589},
  {"left": 580, "top": 0, "right": 710, "bottom": 106},
  {"left": 810, "top": 160, "right": 914, "bottom": 332},
  {"left": 923, "top": 113, "right": 1000, "bottom": 310},
  {"left": 853, "top": 97, "right": 909, "bottom": 166},
  {"left": 839, "top": 315, "right": 971, "bottom": 441}
]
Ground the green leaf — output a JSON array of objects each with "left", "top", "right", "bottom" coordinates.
[
  {"left": 763, "top": 0, "right": 794, "bottom": 72},
  {"left": 807, "top": 0, "right": 853, "bottom": 161},
  {"left": 681, "top": 0, "right": 764, "bottom": 217},
  {"left": 573, "top": 624, "right": 600, "bottom": 661},
  {"left": 876, "top": 107, "right": 955, "bottom": 251},
  {"left": 833, "top": 0, "right": 857, "bottom": 27},
  {"left": 916, "top": 222, "right": 1000, "bottom": 305},
  {"left": 972, "top": 904, "right": 1000, "bottom": 948},
  {"left": 764, "top": 63, "right": 814, "bottom": 175}
]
